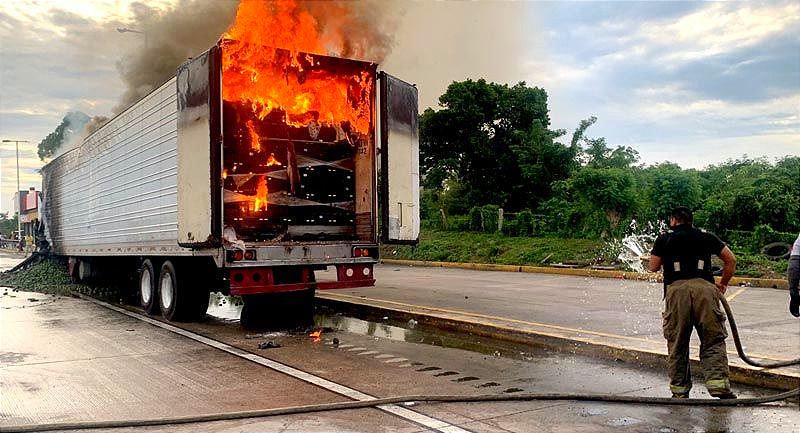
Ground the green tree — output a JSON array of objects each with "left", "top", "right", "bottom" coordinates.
[
  {"left": 419, "top": 79, "right": 551, "bottom": 211},
  {"left": 644, "top": 163, "right": 701, "bottom": 221},
  {"left": 0, "top": 212, "right": 18, "bottom": 238},
  {"left": 37, "top": 111, "right": 90, "bottom": 161},
  {"left": 571, "top": 167, "right": 637, "bottom": 231}
]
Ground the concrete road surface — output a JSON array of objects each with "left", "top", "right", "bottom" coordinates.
[
  {"left": 318, "top": 264, "right": 800, "bottom": 377},
  {"left": 1, "top": 254, "right": 799, "bottom": 432}
]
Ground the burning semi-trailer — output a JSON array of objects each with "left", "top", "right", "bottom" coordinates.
[{"left": 39, "top": 38, "right": 419, "bottom": 322}]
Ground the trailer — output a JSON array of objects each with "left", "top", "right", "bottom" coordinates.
[{"left": 40, "top": 39, "right": 419, "bottom": 323}]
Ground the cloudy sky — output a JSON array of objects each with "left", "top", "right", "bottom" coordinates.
[{"left": 1, "top": 0, "right": 798, "bottom": 213}]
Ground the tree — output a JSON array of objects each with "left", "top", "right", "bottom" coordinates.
[
  {"left": 571, "top": 167, "right": 637, "bottom": 230},
  {"left": 37, "top": 111, "right": 90, "bottom": 161},
  {"left": 419, "top": 79, "right": 552, "bottom": 211},
  {"left": 0, "top": 212, "right": 18, "bottom": 238},
  {"left": 644, "top": 163, "right": 701, "bottom": 221}
]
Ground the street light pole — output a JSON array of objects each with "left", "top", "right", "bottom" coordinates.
[{"left": 2, "top": 139, "right": 28, "bottom": 239}]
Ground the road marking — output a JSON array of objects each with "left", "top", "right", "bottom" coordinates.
[
  {"left": 80, "top": 296, "right": 473, "bottom": 433},
  {"left": 726, "top": 287, "right": 748, "bottom": 302},
  {"left": 321, "top": 292, "right": 794, "bottom": 363},
  {"left": 374, "top": 354, "right": 396, "bottom": 359},
  {"left": 358, "top": 350, "right": 380, "bottom": 356},
  {"left": 384, "top": 358, "right": 408, "bottom": 364}
]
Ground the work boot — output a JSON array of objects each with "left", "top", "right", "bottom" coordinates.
[
  {"left": 709, "top": 390, "right": 737, "bottom": 399},
  {"left": 790, "top": 293, "right": 800, "bottom": 318}
]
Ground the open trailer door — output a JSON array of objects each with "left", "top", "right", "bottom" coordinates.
[{"left": 379, "top": 72, "right": 419, "bottom": 244}]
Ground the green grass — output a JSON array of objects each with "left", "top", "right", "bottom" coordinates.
[
  {"left": 382, "top": 229, "right": 605, "bottom": 267},
  {"left": 381, "top": 229, "right": 790, "bottom": 279}
]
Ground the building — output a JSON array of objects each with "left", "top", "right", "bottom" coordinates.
[{"left": 13, "top": 187, "right": 40, "bottom": 239}]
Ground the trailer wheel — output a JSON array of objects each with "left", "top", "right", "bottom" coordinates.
[
  {"left": 159, "top": 260, "right": 208, "bottom": 322},
  {"left": 139, "top": 259, "right": 159, "bottom": 315},
  {"left": 158, "top": 261, "right": 183, "bottom": 321}
]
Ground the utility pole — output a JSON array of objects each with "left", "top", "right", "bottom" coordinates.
[{"left": 2, "top": 139, "right": 28, "bottom": 238}]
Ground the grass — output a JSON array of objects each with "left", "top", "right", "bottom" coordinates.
[{"left": 381, "top": 229, "right": 789, "bottom": 279}]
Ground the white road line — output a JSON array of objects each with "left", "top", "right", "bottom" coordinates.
[
  {"left": 384, "top": 358, "right": 409, "bottom": 364},
  {"left": 347, "top": 346, "right": 367, "bottom": 351},
  {"left": 357, "top": 350, "right": 380, "bottom": 356},
  {"left": 81, "top": 296, "right": 473, "bottom": 433},
  {"left": 374, "top": 354, "right": 396, "bottom": 359},
  {"left": 337, "top": 344, "right": 354, "bottom": 349}
]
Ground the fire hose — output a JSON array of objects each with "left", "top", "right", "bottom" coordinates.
[{"left": 2, "top": 296, "right": 799, "bottom": 433}]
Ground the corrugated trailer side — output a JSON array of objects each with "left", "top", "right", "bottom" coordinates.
[{"left": 42, "top": 78, "right": 204, "bottom": 257}]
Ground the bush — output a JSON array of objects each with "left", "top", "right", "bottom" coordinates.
[
  {"left": 516, "top": 209, "right": 534, "bottom": 237},
  {"left": 468, "top": 207, "right": 483, "bottom": 231},
  {"left": 501, "top": 219, "right": 520, "bottom": 236},
  {"left": 447, "top": 215, "right": 470, "bottom": 231},
  {"left": 481, "top": 205, "right": 500, "bottom": 233}
]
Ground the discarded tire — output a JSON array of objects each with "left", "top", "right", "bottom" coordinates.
[{"left": 761, "top": 242, "right": 791, "bottom": 260}]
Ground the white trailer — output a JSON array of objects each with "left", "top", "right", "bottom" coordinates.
[{"left": 41, "top": 41, "right": 419, "bottom": 323}]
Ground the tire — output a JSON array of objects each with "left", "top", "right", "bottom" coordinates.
[
  {"left": 762, "top": 242, "right": 791, "bottom": 260},
  {"left": 139, "top": 259, "right": 159, "bottom": 315},
  {"left": 159, "top": 260, "right": 209, "bottom": 322}
]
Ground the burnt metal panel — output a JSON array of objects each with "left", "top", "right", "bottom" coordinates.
[
  {"left": 379, "top": 72, "right": 420, "bottom": 244},
  {"left": 177, "top": 46, "right": 222, "bottom": 248}
]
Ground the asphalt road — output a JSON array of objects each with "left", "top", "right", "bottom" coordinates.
[{"left": 1, "top": 253, "right": 798, "bottom": 432}]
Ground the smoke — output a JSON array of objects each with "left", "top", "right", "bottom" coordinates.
[
  {"left": 114, "top": 0, "right": 400, "bottom": 112},
  {"left": 302, "top": 0, "right": 401, "bottom": 62},
  {"left": 53, "top": 115, "right": 109, "bottom": 160},
  {"left": 380, "top": 2, "right": 540, "bottom": 111},
  {"left": 114, "top": 0, "right": 239, "bottom": 112}
]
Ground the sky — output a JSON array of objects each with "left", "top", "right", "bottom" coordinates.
[{"left": 1, "top": 0, "right": 798, "bottom": 214}]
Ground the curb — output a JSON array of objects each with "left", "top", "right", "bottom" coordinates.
[
  {"left": 316, "top": 292, "right": 799, "bottom": 391},
  {"left": 380, "top": 259, "right": 788, "bottom": 290}
]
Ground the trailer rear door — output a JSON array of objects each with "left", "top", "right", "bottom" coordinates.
[{"left": 378, "top": 72, "right": 419, "bottom": 244}]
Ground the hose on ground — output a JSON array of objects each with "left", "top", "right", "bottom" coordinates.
[
  {"left": 3, "top": 389, "right": 799, "bottom": 433},
  {"left": 3, "top": 290, "right": 798, "bottom": 433},
  {"left": 719, "top": 295, "right": 800, "bottom": 368}
]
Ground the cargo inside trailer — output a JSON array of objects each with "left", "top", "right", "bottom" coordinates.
[{"left": 219, "top": 41, "right": 377, "bottom": 244}]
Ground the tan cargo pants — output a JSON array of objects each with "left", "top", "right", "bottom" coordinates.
[{"left": 662, "top": 278, "right": 731, "bottom": 395}]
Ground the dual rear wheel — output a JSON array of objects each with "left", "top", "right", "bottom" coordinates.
[{"left": 138, "top": 259, "right": 209, "bottom": 321}]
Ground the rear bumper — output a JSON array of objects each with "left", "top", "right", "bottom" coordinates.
[{"left": 226, "top": 262, "right": 375, "bottom": 296}]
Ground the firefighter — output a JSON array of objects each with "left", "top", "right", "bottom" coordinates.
[
  {"left": 647, "top": 206, "right": 737, "bottom": 399},
  {"left": 789, "top": 233, "right": 800, "bottom": 317}
]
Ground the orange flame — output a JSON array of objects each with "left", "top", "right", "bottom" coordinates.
[
  {"left": 266, "top": 153, "right": 282, "bottom": 167},
  {"left": 246, "top": 120, "right": 261, "bottom": 151},
  {"left": 220, "top": 0, "right": 375, "bottom": 135},
  {"left": 253, "top": 176, "right": 268, "bottom": 212},
  {"left": 309, "top": 329, "right": 322, "bottom": 341}
]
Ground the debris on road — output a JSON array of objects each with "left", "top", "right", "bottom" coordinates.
[{"left": 258, "top": 341, "right": 281, "bottom": 349}]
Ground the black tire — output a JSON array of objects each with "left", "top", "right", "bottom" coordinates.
[
  {"left": 762, "top": 242, "right": 791, "bottom": 260},
  {"left": 159, "top": 260, "right": 209, "bottom": 322},
  {"left": 139, "top": 259, "right": 159, "bottom": 315}
]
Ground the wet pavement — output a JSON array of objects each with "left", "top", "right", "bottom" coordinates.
[
  {"left": 317, "top": 264, "right": 800, "bottom": 382},
  {"left": 2, "top": 253, "right": 799, "bottom": 432}
]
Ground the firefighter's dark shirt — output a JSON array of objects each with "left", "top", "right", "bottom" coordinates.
[{"left": 651, "top": 224, "right": 725, "bottom": 287}]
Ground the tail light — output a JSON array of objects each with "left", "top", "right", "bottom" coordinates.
[
  {"left": 227, "top": 250, "right": 245, "bottom": 262},
  {"left": 244, "top": 249, "right": 256, "bottom": 260},
  {"left": 352, "top": 246, "right": 377, "bottom": 258}
]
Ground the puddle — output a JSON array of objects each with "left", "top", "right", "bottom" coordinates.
[{"left": 205, "top": 294, "right": 555, "bottom": 363}]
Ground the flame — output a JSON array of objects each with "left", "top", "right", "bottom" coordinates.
[
  {"left": 266, "top": 153, "right": 282, "bottom": 166},
  {"left": 253, "top": 176, "right": 268, "bottom": 212},
  {"left": 220, "top": 0, "right": 375, "bottom": 135},
  {"left": 246, "top": 120, "right": 261, "bottom": 151},
  {"left": 308, "top": 329, "right": 322, "bottom": 341}
]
